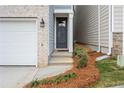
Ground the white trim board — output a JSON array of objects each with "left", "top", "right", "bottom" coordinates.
[
  {"left": 108, "top": 5, "right": 112, "bottom": 55},
  {"left": 54, "top": 9, "right": 73, "bottom": 13},
  {"left": 123, "top": 6, "right": 124, "bottom": 55}
]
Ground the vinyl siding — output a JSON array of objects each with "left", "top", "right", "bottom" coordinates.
[
  {"left": 113, "top": 5, "right": 123, "bottom": 32},
  {"left": 75, "top": 5, "right": 99, "bottom": 51},
  {"left": 112, "top": 5, "right": 123, "bottom": 56},
  {"left": 48, "top": 5, "right": 54, "bottom": 56},
  {"left": 100, "top": 5, "right": 110, "bottom": 53}
]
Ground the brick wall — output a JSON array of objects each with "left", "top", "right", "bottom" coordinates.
[
  {"left": 0, "top": 5, "right": 49, "bottom": 67},
  {"left": 112, "top": 32, "right": 123, "bottom": 57}
]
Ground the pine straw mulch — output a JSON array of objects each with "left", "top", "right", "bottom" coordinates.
[{"left": 25, "top": 44, "right": 102, "bottom": 88}]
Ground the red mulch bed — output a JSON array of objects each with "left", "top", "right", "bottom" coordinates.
[{"left": 25, "top": 44, "right": 102, "bottom": 88}]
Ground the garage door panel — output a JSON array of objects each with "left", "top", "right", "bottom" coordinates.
[
  {"left": 0, "top": 19, "right": 37, "bottom": 65},
  {"left": 0, "top": 21, "right": 36, "bottom": 32},
  {"left": 0, "top": 55, "right": 36, "bottom": 65}
]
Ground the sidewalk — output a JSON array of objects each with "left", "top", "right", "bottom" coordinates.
[{"left": 0, "top": 65, "right": 72, "bottom": 88}]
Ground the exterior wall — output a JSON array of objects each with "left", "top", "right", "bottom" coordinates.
[
  {"left": 75, "top": 5, "right": 99, "bottom": 51},
  {"left": 112, "top": 5, "right": 123, "bottom": 56},
  {"left": 74, "top": 5, "right": 123, "bottom": 56},
  {"left": 0, "top": 5, "right": 49, "bottom": 67},
  {"left": 113, "top": 6, "right": 123, "bottom": 33},
  {"left": 99, "top": 5, "right": 110, "bottom": 54},
  {"left": 112, "top": 32, "right": 123, "bottom": 56},
  {"left": 48, "top": 5, "right": 54, "bottom": 57}
]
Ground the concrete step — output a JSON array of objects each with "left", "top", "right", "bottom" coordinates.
[
  {"left": 49, "top": 57, "right": 73, "bottom": 64},
  {"left": 49, "top": 63, "right": 73, "bottom": 66},
  {"left": 51, "top": 52, "right": 73, "bottom": 57}
]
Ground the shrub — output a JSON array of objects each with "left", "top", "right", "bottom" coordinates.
[
  {"left": 77, "top": 55, "right": 88, "bottom": 69},
  {"left": 74, "top": 47, "right": 85, "bottom": 58},
  {"left": 31, "top": 72, "right": 77, "bottom": 87},
  {"left": 68, "top": 72, "right": 77, "bottom": 78},
  {"left": 112, "top": 55, "right": 117, "bottom": 60},
  {"left": 40, "top": 79, "right": 50, "bottom": 84},
  {"left": 74, "top": 47, "right": 88, "bottom": 69},
  {"left": 62, "top": 72, "right": 77, "bottom": 82},
  {"left": 31, "top": 79, "right": 40, "bottom": 87}
]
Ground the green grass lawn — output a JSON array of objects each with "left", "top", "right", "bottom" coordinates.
[{"left": 91, "top": 58, "right": 124, "bottom": 88}]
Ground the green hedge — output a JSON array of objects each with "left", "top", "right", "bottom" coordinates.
[
  {"left": 31, "top": 72, "right": 77, "bottom": 87},
  {"left": 74, "top": 47, "right": 88, "bottom": 69}
]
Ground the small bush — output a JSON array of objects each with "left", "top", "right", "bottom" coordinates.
[
  {"left": 31, "top": 72, "right": 77, "bottom": 87},
  {"left": 51, "top": 76, "right": 63, "bottom": 84},
  {"left": 74, "top": 47, "right": 88, "bottom": 69},
  {"left": 77, "top": 55, "right": 88, "bottom": 69},
  {"left": 40, "top": 79, "right": 50, "bottom": 84},
  {"left": 74, "top": 47, "right": 87, "bottom": 58},
  {"left": 112, "top": 56, "right": 117, "bottom": 60},
  {"left": 31, "top": 79, "right": 40, "bottom": 87},
  {"left": 68, "top": 72, "right": 77, "bottom": 78}
]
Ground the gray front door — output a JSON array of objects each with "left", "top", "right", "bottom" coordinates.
[{"left": 56, "top": 17, "right": 67, "bottom": 48}]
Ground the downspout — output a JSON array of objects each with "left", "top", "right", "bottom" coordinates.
[{"left": 97, "top": 5, "right": 101, "bottom": 52}]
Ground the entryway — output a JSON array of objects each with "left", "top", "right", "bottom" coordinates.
[
  {"left": 49, "top": 51, "right": 73, "bottom": 64},
  {"left": 56, "top": 17, "right": 68, "bottom": 50},
  {"left": 51, "top": 14, "right": 74, "bottom": 64}
]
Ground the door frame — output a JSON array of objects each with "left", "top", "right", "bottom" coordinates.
[{"left": 54, "top": 16, "right": 69, "bottom": 50}]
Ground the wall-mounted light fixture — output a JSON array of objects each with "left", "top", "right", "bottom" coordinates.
[{"left": 40, "top": 18, "right": 45, "bottom": 28}]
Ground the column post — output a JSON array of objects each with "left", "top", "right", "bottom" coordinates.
[{"left": 68, "top": 13, "right": 74, "bottom": 52}]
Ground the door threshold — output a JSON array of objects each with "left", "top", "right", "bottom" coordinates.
[{"left": 55, "top": 48, "right": 68, "bottom": 51}]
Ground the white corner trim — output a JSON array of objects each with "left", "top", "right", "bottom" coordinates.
[
  {"left": 54, "top": 16, "right": 57, "bottom": 49},
  {"left": 108, "top": 5, "right": 112, "bottom": 55},
  {"left": 112, "top": 6, "right": 114, "bottom": 30},
  {"left": 97, "top": 5, "right": 101, "bottom": 52},
  {"left": 35, "top": 18, "right": 38, "bottom": 67},
  {"left": 123, "top": 6, "right": 124, "bottom": 55},
  {"left": 111, "top": 5, "right": 114, "bottom": 48},
  {"left": 68, "top": 13, "right": 74, "bottom": 52},
  {"left": 48, "top": 6, "right": 50, "bottom": 56}
]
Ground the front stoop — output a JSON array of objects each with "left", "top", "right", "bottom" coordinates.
[{"left": 49, "top": 51, "right": 73, "bottom": 65}]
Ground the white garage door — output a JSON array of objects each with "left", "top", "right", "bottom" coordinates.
[{"left": 0, "top": 18, "right": 37, "bottom": 65}]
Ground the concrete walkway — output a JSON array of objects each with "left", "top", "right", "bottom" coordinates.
[
  {"left": 111, "top": 85, "right": 124, "bottom": 88},
  {"left": 0, "top": 65, "right": 72, "bottom": 88}
]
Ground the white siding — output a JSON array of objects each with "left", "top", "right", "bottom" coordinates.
[
  {"left": 113, "top": 5, "right": 123, "bottom": 32},
  {"left": 48, "top": 5, "right": 54, "bottom": 56},
  {"left": 113, "top": 6, "right": 123, "bottom": 55},
  {"left": 75, "top": 5, "right": 99, "bottom": 51},
  {"left": 100, "top": 5, "right": 110, "bottom": 54}
]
